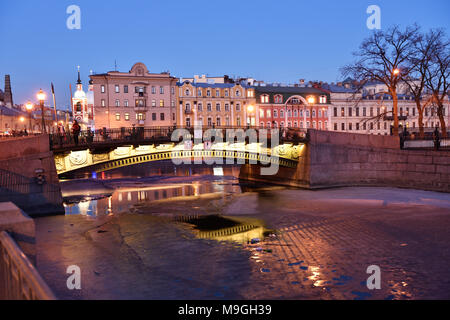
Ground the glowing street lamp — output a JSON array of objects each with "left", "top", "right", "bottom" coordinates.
[
  {"left": 247, "top": 105, "right": 254, "bottom": 127},
  {"left": 37, "top": 89, "right": 46, "bottom": 133},
  {"left": 25, "top": 101, "right": 33, "bottom": 132},
  {"left": 393, "top": 68, "right": 400, "bottom": 76}
]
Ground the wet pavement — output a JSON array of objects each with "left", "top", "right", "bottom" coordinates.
[{"left": 35, "top": 162, "right": 450, "bottom": 299}]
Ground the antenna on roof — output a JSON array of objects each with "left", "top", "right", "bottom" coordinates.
[{"left": 114, "top": 60, "right": 117, "bottom": 71}]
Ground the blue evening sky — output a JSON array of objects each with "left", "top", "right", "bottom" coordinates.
[{"left": 0, "top": 0, "right": 449, "bottom": 109}]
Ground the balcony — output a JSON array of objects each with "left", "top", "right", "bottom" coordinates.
[{"left": 184, "top": 109, "right": 193, "bottom": 115}]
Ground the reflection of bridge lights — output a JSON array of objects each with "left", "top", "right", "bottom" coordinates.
[{"left": 78, "top": 200, "right": 90, "bottom": 216}]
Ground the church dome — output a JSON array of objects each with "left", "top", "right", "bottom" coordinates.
[{"left": 74, "top": 89, "right": 86, "bottom": 99}]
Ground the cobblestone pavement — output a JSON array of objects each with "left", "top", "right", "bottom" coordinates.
[{"left": 36, "top": 184, "right": 450, "bottom": 299}]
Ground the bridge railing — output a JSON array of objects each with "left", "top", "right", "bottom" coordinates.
[
  {"left": 0, "top": 231, "right": 56, "bottom": 300},
  {"left": 49, "top": 126, "right": 308, "bottom": 151}
]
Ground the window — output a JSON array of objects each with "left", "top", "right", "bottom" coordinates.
[
  {"left": 216, "top": 103, "right": 220, "bottom": 111},
  {"left": 288, "top": 109, "right": 292, "bottom": 117},
  {"left": 225, "top": 104, "right": 229, "bottom": 111},
  {"left": 185, "top": 89, "right": 190, "bottom": 96},
  {"left": 356, "top": 123, "right": 359, "bottom": 130},
  {"left": 216, "top": 117, "right": 221, "bottom": 126},
  {"left": 370, "top": 107, "right": 374, "bottom": 117},
  {"left": 115, "top": 113, "right": 120, "bottom": 121},
  {"left": 237, "top": 117, "right": 241, "bottom": 126},
  {"left": 236, "top": 103, "right": 241, "bottom": 111},
  {"left": 225, "top": 90, "right": 229, "bottom": 97},
  {"left": 124, "top": 100, "right": 129, "bottom": 107},
  {"left": 247, "top": 90, "right": 254, "bottom": 98},
  {"left": 115, "top": 99, "right": 120, "bottom": 107},
  {"left": 260, "top": 95, "right": 269, "bottom": 103},
  {"left": 363, "top": 107, "right": 367, "bottom": 116},
  {"left": 260, "top": 109, "right": 264, "bottom": 118},
  {"left": 208, "top": 118, "right": 212, "bottom": 126},
  {"left": 207, "top": 90, "right": 211, "bottom": 97},
  {"left": 348, "top": 107, "right": 352, "bottom": 117},
  {"left": 101, "top": 99, "right": 105, "bottom": 107},
  {"left": 152, "top": 99, "right": 156, "bottom": 107},
  {"left": 356, "top": 107, "right": 359, "bottom": 117},
  {"left": 235, "top": 90, "right": 240, "bottom": 97},
  {"left": 135, "top": 99, "right": 146, "bottom": 107},
  {"left": 185, "top": 103, "right": 191, "bottom": 112},
  {"left": 216, "top": 90, "right": 220, "bottom": 97},
  {"left": 124, "top": 85, "right": 128, "bottom": 93},
  {"left": 319, "top": 95, "right": 327, "bottom": 103},
  {"left": 349, "top": 123, "right": 352, "bottom": 130},
  {"left": 341, "top": 108, "right": 345, "bottom": 117},
  {"left": 207, "top": 103, "right": 212, "bottom": 111},
  {"left": 312, "top": 110, "right": 316, "bottom": 117},
  {"left": 226, "top": 117, "right": 230, "bottom": 126},
  {"left": 318, "top": 110, "right": 322, "bottom": 117},
  {"left": 186, "top": 118, "right": 191, "bottom": 127},
  {"left": 152, "top": 86, "right": 156, "bottom": 94},
  {"left": 198, "top": 89, "right": 202, "bottom": 97},
  {"left": 273, "top": 110, "right": 278, "bottom": 118},
  {"left": 160, "top": 100, "right": 164, "bottom": 107},
  {"left": 171, "top": 87, "right": 175, "bottom": 95},
  {"left": 341, "top": 123, "right": 345, "bottom": 130},
  {"left": 280, "top": 110, "right": 284, "bottom": 118},
  {"left": 152, "top": 113, "right": 157, "bottom": 121},
  {"left": 160, "top": 113, "right": 165, "bottom": 121},
  {"left": 198, "top": 103, "right": 203, "bottom": 112},
  {"left": 136, "top": 113, "right": 145, "bottom": 121},
  {"left": 101, "top": 85, "right": 105, "bottom": 93},
  {"left": 334, "top": 107, "right": 337, "bottom": 117},
  {"left": 267, "top": 122, "right": 271, "bottom": 128},
  {"left": 334, "top": 123, "right": 338, "bottom": 130},
  {"left": 115, "top": 85, "right": 120, "bottom": 93},
  {"left": 267, "top": 110, "right": 271, "bottom": 118},
  {"left": 274, "top": 95, "right": 283, "bottom": 103},
  {"left": 160, "top": 86, "right": 164, "bottom": 94},
  {"left": 293, "top": 109, "right": 298, "bottom": 117},
  {"left": 124, "top": 113, "right": 130, "bottom": 121}
]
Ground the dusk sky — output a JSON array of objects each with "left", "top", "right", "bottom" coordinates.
[{"left": 0, "top": 0, "right": 449, "bottom": 109}]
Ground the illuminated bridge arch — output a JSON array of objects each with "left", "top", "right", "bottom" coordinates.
[{"left": 54, "top": 142, "right": 305, "bottom": 177}]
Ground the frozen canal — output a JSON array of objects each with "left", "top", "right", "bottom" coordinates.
[{"left": 35, "top": 161, "right": 450, "bottom": 299}]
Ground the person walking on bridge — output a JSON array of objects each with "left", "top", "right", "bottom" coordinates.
[{"left": 72, "top": 120, "right": 81, "bottom": 146}]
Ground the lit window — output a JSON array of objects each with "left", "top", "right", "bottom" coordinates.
[
  {"left": 115, "top": 85, "right": 119, "bottom": 93},
  {"left": 115, "top": 99, "right": 120, "bottom": 107},
  {"left": 160, "top": 100, "right": 164, "bottom": 107},
  {"left": 101, "top": 99, "right": 105, "bottom": 107},
  {"left": 115, "top": 113, "right": 120, "bottom": 121},
  {"left": 124, "top": 113, "right": 130, "bottom": 121},
  {"left": 101, "top": 85, "right": 105, "bottom": 93},
  {"left": 124, "top": 100, "right": 129, "bottom": 107}
]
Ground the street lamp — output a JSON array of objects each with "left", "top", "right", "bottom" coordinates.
[
  {"left": 307, "top": 96, "right": 315, "bottom": 128},
  {"left": 393, "top": 68, "right": 400, "bottom": 76},
  {"left": 25, "top": 101, "right": 33, "bottom": 132},
  {"left": 37, "top": 89, "right": 46, "bottom": 133},
  {"left": 247, "top": 105, "right": 254, "bottom": 127}
]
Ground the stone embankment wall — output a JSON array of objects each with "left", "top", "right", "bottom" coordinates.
[
  {"left": 240, "top": 130, "right": 450, "bottom": 192},
  {"left": 0, "top": 135, "right": 64, "bottom": 216}
]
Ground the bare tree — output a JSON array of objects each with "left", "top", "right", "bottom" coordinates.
[
  {"left": 342, "top": 25, "right": 420, "bottom": 135},
  {"left": 403, "top": 29, "right": 438, "bottom": 138},
  {"left": 424, "top": 29, "right": 450, "bottom": 138}
]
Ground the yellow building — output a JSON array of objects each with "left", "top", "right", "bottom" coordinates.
[{"left": 176, "top": 80, "right": 255, "bottom": 127}]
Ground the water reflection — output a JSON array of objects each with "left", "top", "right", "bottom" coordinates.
[
  {"left": 178, "top": 215, "right": 269, "bottom": 245},
  {"left": 63, "top": 163, "right": 242, "bottom": 216}
]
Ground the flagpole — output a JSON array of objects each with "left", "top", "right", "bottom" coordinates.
[{"left": 51, "top": 83, "right": 57, "bottom": 127}]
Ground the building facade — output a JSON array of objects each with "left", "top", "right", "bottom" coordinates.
[
  {"left": 322, "top": 81, "right": 450, "bottom": 135},
  {"left": 72, "top": 67, "right": 94, "bottom": 130},
  {"left": 176, "top": 79, "right": 254, "bottom": 127},
  {"left": 254, "top": 85, "right": 331, "bottom": 129},
  {"left": 90, "top": 62, "right": 178, "bottom": 129}
]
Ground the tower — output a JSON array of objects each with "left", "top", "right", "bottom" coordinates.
[
  {"left": 72, "top": 66, "right": 89, "bottom": 129},
  {"left": 4, "top": 75, "right": 13, "bottom": 108}
]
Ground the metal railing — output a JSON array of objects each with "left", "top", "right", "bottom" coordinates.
[
  {"left": 49, "top": 126, "right": 308, "bottom": 151},
  {"left": 0, "top": 231, "right": 56, "bottom": 300}
]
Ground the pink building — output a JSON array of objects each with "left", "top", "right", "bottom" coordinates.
[{"left": 90, "top": 62, "right": 178, "bottom": 129}]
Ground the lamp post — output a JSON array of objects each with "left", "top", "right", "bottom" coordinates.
[
  {"left": 307, "top": 96, "right": 315, "bottom": 129},
  {"left": 25, "top": 101, "right": 33, "bottom": 132},
  {"left": 37, "top": 89, "right": 46, "bottom": 133},
  {"left": 247, "top": 105, "right": 254, "bottom": 128}
]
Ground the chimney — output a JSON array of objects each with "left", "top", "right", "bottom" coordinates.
[
  {"left": 4, "top": 75, "right": 13, "bottom": 108},
  {"left": 299, "top": 79, "right": 305, "bottom": 85}
]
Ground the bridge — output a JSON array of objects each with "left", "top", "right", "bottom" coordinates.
[{"left": 50, "top": 126, "right": 308, "bottom": 177}]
